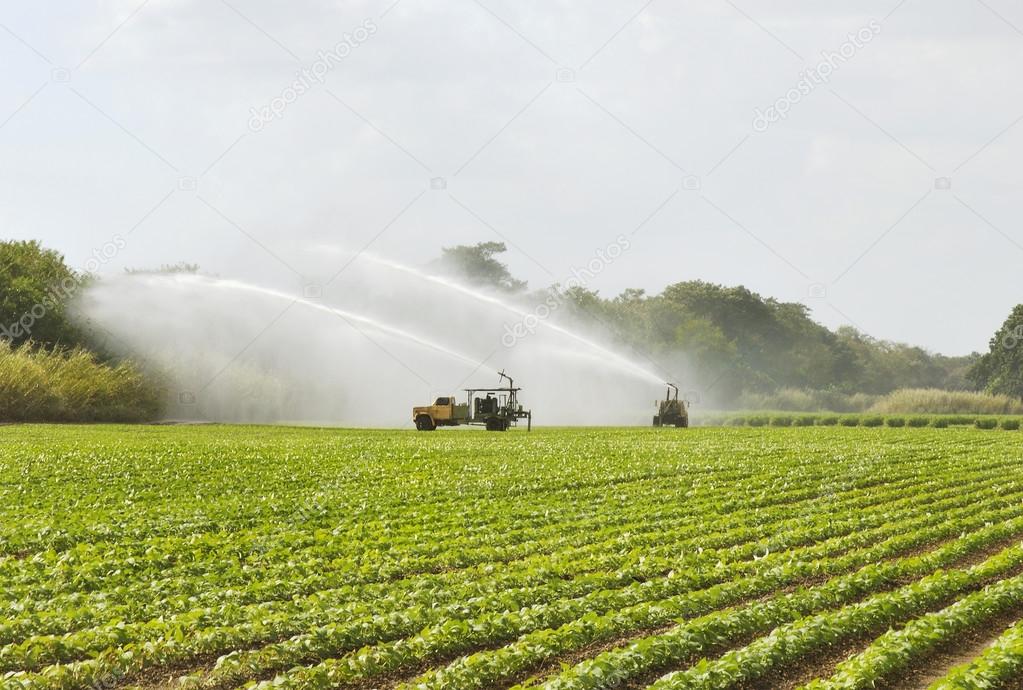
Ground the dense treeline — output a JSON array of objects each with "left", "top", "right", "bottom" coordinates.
[
  {"left": 440, "top": 242, "right": 991, "bottom": 405},
  {"left": 559, "top": 281, "right": 978, "bottom": 402},
  {"left": 968, "top": 304, "right": 1023, "bottom": 401}
]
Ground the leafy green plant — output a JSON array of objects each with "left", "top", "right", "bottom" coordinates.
[
  {"left": 4, "top": 427, "right": 1023, "bottom": 690},
  {"left": 1001, "top": 418, "right": 1021, "bottom": 431},
  {"left": 907, "top": 416, "right": 930, "bottom": 428},
  {"left": 861, "top": 416, "right": 884, "bottom": 428},
  {"left": 975, "top": 418, "right": 998, "bottom": 430},
  {"left": 884, "top": 417, "right": 906, "bottom": 428},
  {"left": 770, "top": 415, "right": 794, "bottom": 427}
]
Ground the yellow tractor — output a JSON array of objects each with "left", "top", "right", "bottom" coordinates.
[
  {"left": 653, "top": 383, "right": 689, "bottom": 428},
  {"left": 413, "top": 371, "right": 533, "bottom": 432}
]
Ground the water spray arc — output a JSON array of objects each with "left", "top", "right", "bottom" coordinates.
[
  {"left": 362, "top": 254, "right": 665, "bottom": 385},
  {"left": 154, "top": 274, "right": 490, "bottom": 370}
]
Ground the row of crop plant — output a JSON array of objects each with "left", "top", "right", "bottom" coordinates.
[{"left": 699, "top": 412, "right": 1023, "bottom": 430}]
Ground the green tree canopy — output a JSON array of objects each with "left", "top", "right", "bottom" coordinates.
[
  {"left": 431, "top": 242, "right": 526, "bottom": 292},
  {"left": 558, "top": 278, "right": 974, "bottom": 402},
  {"left": 968, "top": 305, "right": 1023, "bottom": 400},
  {"left": 0, "top": 240, "right": 83, "bottom": 349}
]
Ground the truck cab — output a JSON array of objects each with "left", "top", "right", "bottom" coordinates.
[{"left": 413, "top": 396, "right": 470, "bottom": 431}]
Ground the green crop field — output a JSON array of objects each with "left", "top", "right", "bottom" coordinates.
[{"left": 3, "top": 425, "right": 1023, "bottom": 690}]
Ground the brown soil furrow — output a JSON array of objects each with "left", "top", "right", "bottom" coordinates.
[{"left": 886, "top": 607, "right": 1023, "bottom": 690}]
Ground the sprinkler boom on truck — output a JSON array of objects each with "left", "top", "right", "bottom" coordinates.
[{"left": 413, "top": 370, "right": 533, "bottom": 432}]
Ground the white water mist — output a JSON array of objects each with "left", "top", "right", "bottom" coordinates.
[{"left": 76, "top": 258, "right": 693, "bottom": 427}]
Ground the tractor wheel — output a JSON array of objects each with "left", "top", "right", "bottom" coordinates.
[
  {"left": 653, "top": 416, "right": 662, "bottom": 427},
  {"left": 485, "top": 417, "right": 504, "bottom": 432},
  {"left": 415, "top": 415, "right": 436, "bottom": 431},
  {"left": 675, "top": 418, "right": 688, "bottom": 428}
]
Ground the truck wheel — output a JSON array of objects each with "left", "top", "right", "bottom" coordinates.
[{"left": 415, "top": 415, "right": 436, "bottom": 431}]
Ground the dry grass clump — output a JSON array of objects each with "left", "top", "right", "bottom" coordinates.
[
  {"left": 869, "top": 388, "right": 1023, "bottom": 415},
  {"left": 0, "top": 341, "right": 160, "bottom": 422}
]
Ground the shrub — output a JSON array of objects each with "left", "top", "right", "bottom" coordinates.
[
  {"left": 907, "top": 416, "right": 930, "bottom": 428},
  {"left": 817, "top": 415, "right": 840, "bottom": 426},
  {"left": 840, "top": 415, "right": 861, "bottom": 427},
  {"left": 975, "top": 418, "right": 998, "bottom": 430},
  {"left": 770, "top": 415, "right": 794, "bottom": 427},
  {"left": 947, "top": 415, "right": 977, "bottom": 426},
  {"left": 931, "top": 417, "right": 950, "bottom": 428},
  {"left": 793, "top": 414, "right": 817, "bottom": 427},
  {"left": 1001, "top": 418, "right": 1021, "bottom": 431},
  {"left": 885, "top": 417, "right": 906, "bottom": 428},
  {"left": 862, "top": 416, "right": 885, "bottom": 428},
  {"left": 726, "top": 416, "right": 747, "bottom": 427},
  {"left": 747, "top": 415, "right": 769, "bottom": 427}
]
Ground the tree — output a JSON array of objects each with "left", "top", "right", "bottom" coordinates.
[
  {"left": 968, "top": 305, "right": 1023, "bottom": 400},
  {"left": 431, "top": 242, "right": 526, "bottom": 292},
  {"left": 0, "top": 240, "right": 84, "bottom": 349}
]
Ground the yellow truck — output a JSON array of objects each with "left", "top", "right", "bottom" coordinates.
[{"left": 413, "top": 371, "right": 532, "bottom": 432}]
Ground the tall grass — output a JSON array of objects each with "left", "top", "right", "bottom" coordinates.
[
  {"left": 869, "top": 388, "right": 1023, "bottom": 416},
  {"left": 0, "top": 342, "right": 161, "bottom": 422},
  {"left": 735, "top": 386, "right": 1023, "bottom": 416},
  {"left": 736, "top": 388, "right": 878, "bottom": 413}
]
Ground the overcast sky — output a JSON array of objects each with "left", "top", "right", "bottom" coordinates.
[{"left": 2, "top": 0, "right": 1021, "bottom": 356}]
